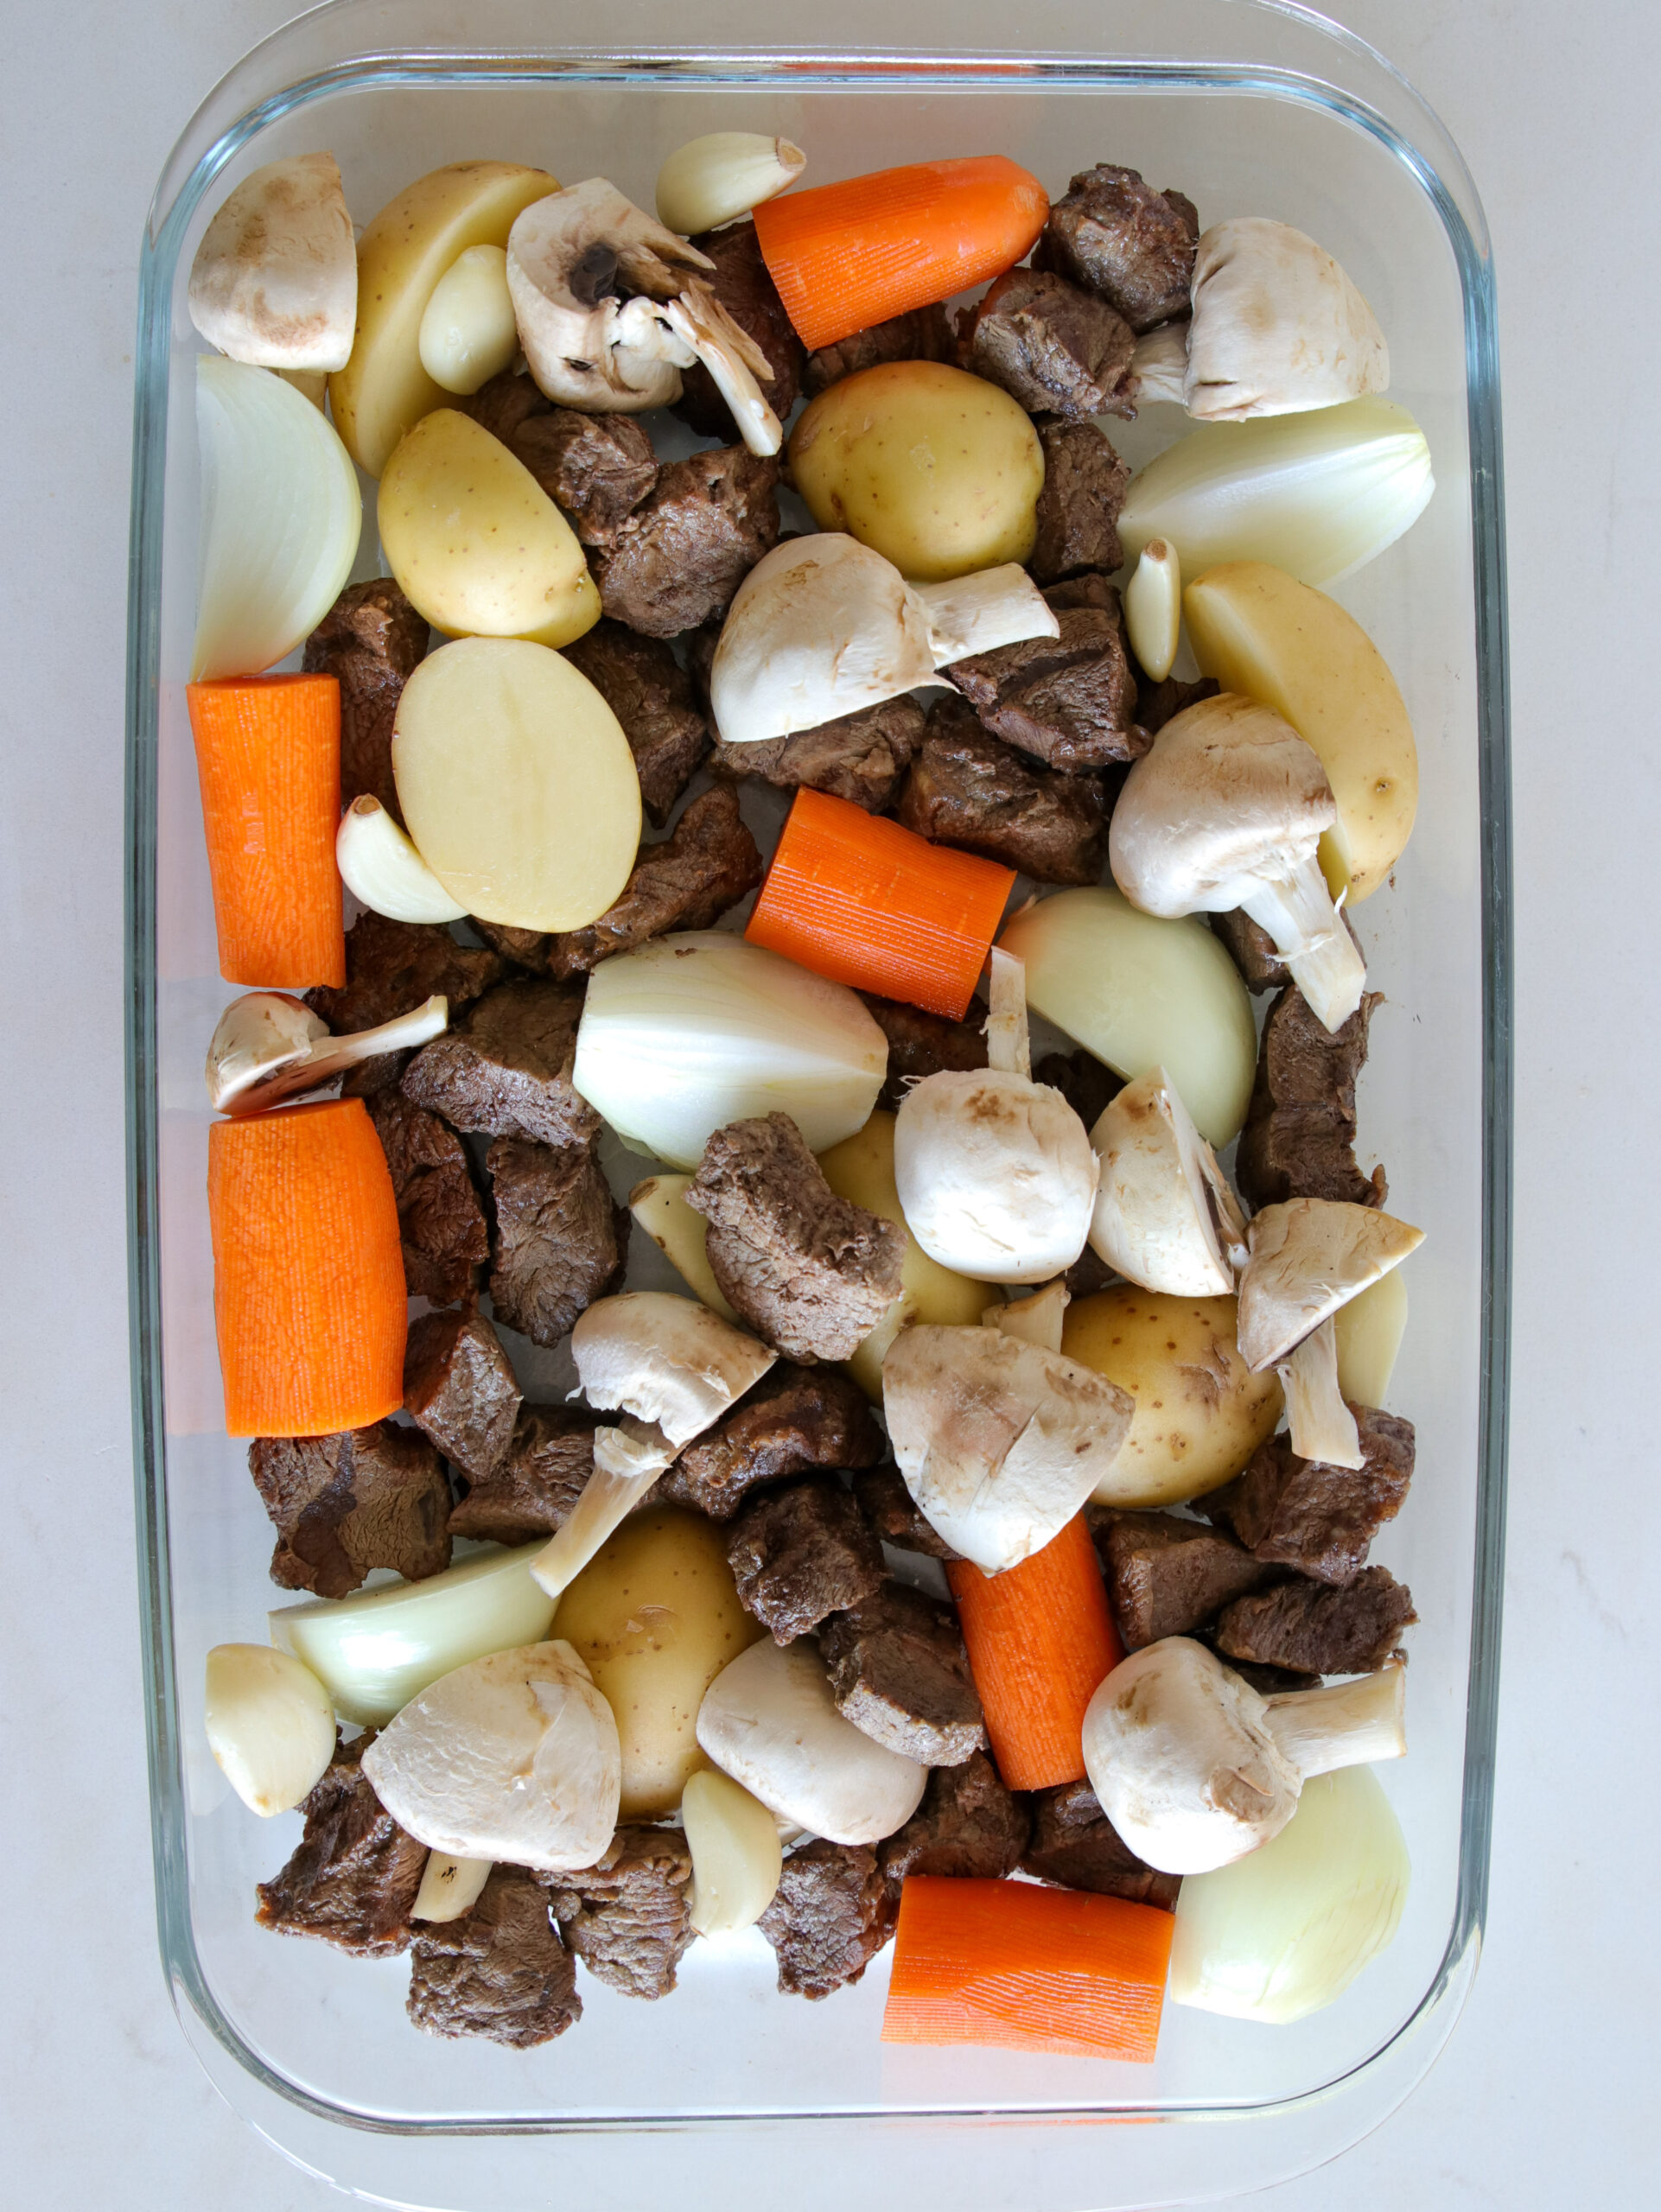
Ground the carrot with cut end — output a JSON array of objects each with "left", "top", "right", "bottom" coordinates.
[
  {"left": 745, "top": 786, "right": 1014, "bottom": 1020},
  {"left": 882, "top": 1876, "right": 1172, "bottom": 2062},
  {"left": 188, "top": 673, "right": 344, "bottom": 988},
  {"left": 947, "top": 1513, "right": 1123, "bottom": 1789},
  {"left": 753, "top": 156, "right": 1049, "bottom": 352},
  {"left": 208, "top": 1099, "right": 406, "bottom": 1437}
]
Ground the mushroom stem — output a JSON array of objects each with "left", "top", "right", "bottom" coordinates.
[
  {"left": 529, "top": 1417, "right": 674, "bottom": 1600},
  {"left": 661, "top": 283, "right": 783, "bottom": 457},
  {"left": 983, "top": 947, "right": 1031, "bottom": 1077},
  {"left": 1263, "top": 1660, "right": 1406, "bottom": 1778},
  {"left": 1238, "top": 860, "right": 1366, "bottom": 1033},
  {"left": 1130, "top": 323, "right": 1189, "bottom": 406},
  {"left": 983, "top": 1278, "right": 1071, "bottom": 1354},
  {"left": 1276, "top": 1318, "right": 1364, "bottom": 1468}
]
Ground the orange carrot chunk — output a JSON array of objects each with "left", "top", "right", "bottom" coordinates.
[
  {"left": 947, "top": 1513, "right": 1123, "bottom": 1790},
  {"left": 744, "top": 786, "right": 1014, "bottom": 1020},
  {"left": 188, "top": 672, "right": 344, "bottom": 988},
  {"left": 754, "top": 156, "right": 1050, "bottom": 352},
  {"left": 882, "top": 1876, "right": 1173, "bottom": 2062},
  {"left": 207, "top": 1099, "right": 406, "bottom": 1437}
]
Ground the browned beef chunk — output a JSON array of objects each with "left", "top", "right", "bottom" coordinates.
[
  {"left": 407, "top": 1865, "right": 581, "bottom": 2047},
  {"left": 446, "top": 1404, "right": 610, "bottom": 1542},
  {"left": 460, "top": 365, "right": 551, "bottom": 447},
  {"left": 1034, "top": 1047, "right": 1123, "bottom": 1134},
  {"left": 302, "top": 579, "right": 429, "bottom": 820},
  {"left": 544, "top": 787, "right": 762, "bottom": 979},
  {"left": 563, "top": 620, "right": 710, "bottom": 828},
  {"left": 404, "top": 1309, "right": 522, "bottom": 1480},
  {"left": 727, "top": 1476, "right": 886, "bottom": 1643},
  {"left": 760, "top": 1839, "right": 897, "bottom": 1998},
  {"left": 709, "top": 694, "right": 927, "bottom": 813},
  {"left": 661, "top": 1363, "right": 886, "bottom": 1518},
  {"left": 687, "top": 1113, "right": 906, "bottom": 1362},
  {"left": 544, "top": 1826, "right": 695, "bottom": 1999},
  {"left": 1028, "top": 419, "right": 1131, "bottom": 584},
  {"left": 897, "top": 696, "right": 1108, "bottom": 885},
  {"left": 675, "top": 219, "right": 805, "bottom": 438},
  {"left": 819, "top": 1581, "right": 985, "bottom": 1764},
  {"left": 850, "top": 1463, "right": 961, "bottom": 1560},
  {"left": 1065, "top": 1247, "right": 1119, "bottom": 1300},
  {"left": 1136, "top": 671, "right": 1219, "bottom": 734},
  {"left": 400, "top": 978, "right": 598, "bottom": 1147},
  {"left": 1211, "top": 908, "right": 1289, "bottom": 992},
  {"left": 249, "top": 1424, "right": 451, "bottom": 1599},
  {"left": 1020, "top": 1778, "right": 1181, "bottom": 1908},
  {"left": 802, "top": 303, "right": 956, "bottom": 396},
  {"left": 306, "top": 911, "right": 502, "bottom": 1036},
  {"left": 487, "top": 1136, "right": 629, "bottom": 1349},
  {"left": 468, "top": 919, "right": 554, "bottom": 969},
  {"left": 1237, "top": 985, "right": 1388, "bottom": 1211},
  {"left": 1212, "top": 1410, "right": 1415, "bottom": 1586},
  {"left": 1088, "top": 1507, "right": 1274, "bottom": 1648},
  {"left": 879, "top": 1751, "right": 1028, "bottom": 1891},
  {"left": 1219, "top": 1656, "right": 1322, "bottom": 1694},
  {"left": 593, "top": 447, "right": 780, "bottom": 637},
  {"left": 1214, "top": 1565, "right": 1416, "bottom": 1675},
  {"left": 946, "top": 573, "right": 1146, "bottom": 772},
  {"left": 967, "top": 268, "right": 1137, "bottom": 421},
  {"left": 364, "top": 1090, "right": 489, "bottom": 1304},
  {"left": 511, "top": 409, "right": 658, "bottom": 547},
  {"left": 256, "top": 1734, "right": 426, "bottom": 1956},
  {"left": 1037, "top": 165, "right": 1199, "bottom": 333},
  {"left": 862, "top": 991, "right": 987, "bottom": 1113}
]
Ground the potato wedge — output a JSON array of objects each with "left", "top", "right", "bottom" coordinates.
[
  {"left": 627, "top": 1174, "right": 740, "bottom": 1324},
  {"left": 1333, "top": 1266, "right": 1409, "bottom": 1408}
]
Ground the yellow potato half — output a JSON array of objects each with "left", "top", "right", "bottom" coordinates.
[
  {"left": 789, "top": 360, "right": 1043, "bottom": 582},
  {"left": 1183, "top": 561, "right": 1418, "bottom": 904}
]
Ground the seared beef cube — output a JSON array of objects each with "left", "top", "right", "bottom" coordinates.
[
  {"left": 256, "top": 1734, "right": 426, "bottom": 1956},
  {"left": 404, "top": 1309, "right": 522, "bottom": 1480},
  {"left": 563, "top": 620, "right": 710, "bottom": 828},
  {"left": 339, "top": 1049, "right": 417, "bottom": 1098},
  {"left": 802, "top": 303, "right": 956, "bottom": 396},
  {"left": 896, "top": 696, "right": 1108, "bottom": 885},
  {"left": 467, "top": 918, "right": 552, "bottom": 969},
  {"left": 544, "top": 787, "right": 762, "bottom": 979},
  {"left": 400, "top": 977, "right": 597, "bottom": 1147},
  {"left": 760, "top": 1838, "right": 897, "bottom": 1998},
  {"left": 364, "top": 1090, "right": 488, "bottom": 1304},
  {"left": 460, "top": 365, "right": 550, "bottom": 447},
  {"left": 1037, "top": 165, "right": 1200, "bottom": 333},
  {"left": 1219, "top": 1656, "right": 1322, "bottom": 1695},
  {"left": 302, "top": 578, "right": 428, "bottom": 820},
  {"left": 1028, "top": 419, "right": 1131, "bottom": 584},
  {"left": 862, "top": 989, "right": 988, "bottom": 1114},
  {"left": 447, "top": 1404, "right": 610, "bottom": 1542},
  {"left": 545, "top": 1826, "right": 695, "bottom": 1999},
  {"left": 1021, "top": 1778, "right": 1180, "bottom": 1908},
  {"left": 1089, "top": 1507, "right": 1274, "bottom": 1648},
  {"left": 1136, "top": 671, "right": 1219, "bottom": 734},
  {"left": 709, "top": 694, "right": 926, "bottom": 813},
  {"left": 1238, "top": 984, "right": 1388, "bottom": 1211},
  {"left": 851, "top": 1463, "right": 961, "bottom": 1561},
  {"left": 945, "top": 573, "right": 1146, "bottom": 772},
  {"left": 1034, "top": 1047, "right": 1123, "bottom": 1134},
  {"left": 306, "top": 910, "right": 502, "bottom": 1036},
  {"left": 250, "top": 1425, "right": 451, "bottom": 1599},
  {"left": 593, "top": 446, "right": 780, "bottom": 637},
  {"left": 1216, "top": 1411, "right": 1415, "bottom": 1586},
  {"left": 1213, "top": 1565, "right": 1416, "bottom": 1675},
  {"left": 728, "top": 1476, "right": 886, "bottom": 1642},
  {"left": 966, "top": 268, "right": 1137, "bottom": 422},
  {"left": 879, "top": 1751, "right": 1028, "bottom": 1890},
  {"left": 675, "top": 219, "right": 805, "bottom": 437},
  {"left": 511, "top": 408, "right": 658, "bottom": 547},
  {"left": 661, "top": 1362, "right": 886, "bottom": 1519},
  {"left": 487, "top": 1135, "right": 629, "bottom": 1349},
  {"left": 407, "top": 1865, "right": 581, "bottom": 2047},
  {"left": 819, "top": 1581, "right": 985, "bottom": 1764},
  {"left": 1211, "top": 908, "right": 1289, "bottom": 992},
  {"left": 687, "top": 1113, "right": 906, "bottom": 1362}
]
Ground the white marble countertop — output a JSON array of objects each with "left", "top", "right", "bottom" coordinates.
[{"left": 6, "top": 0, "right": 1653, "bottom": 2203}]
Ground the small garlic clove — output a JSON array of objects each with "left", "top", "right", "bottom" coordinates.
[
  {"left": 412, "top": 1851, "right": 493, "bottom": 1922},
  {"left": 656, "top": 131, "right": 806, "bottom": 238},
  {"left": 1124, "top": 537, "right": 1181, "bottom": 683},
  {"left": 682, "top": 1768, "right": 783, "bottom": 1936},
  {"left": 336, "top": 795, "right": 468, "bottom": 925},
  {"left": 417, "top": 244, "right": 519, "bottom": 397},
  {"left": 204, "top": 1643, "right": 335, "bottom": 1816}
]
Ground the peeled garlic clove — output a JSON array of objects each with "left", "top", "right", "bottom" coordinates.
[
  {"left": 204, "top": 1643, "right": 335, "bottom": 1816},
  {"left": 656, "top": 131, "right": 806, "bottom": 238},
  {"left": 336, "top": 795, "right": 468, "bottom": 925},
  {"left": 412, "top": 1852, "right": 493, "bottom": 1923},
  {"left": 682, "top": 1768, "right": 783, "bottom": 1936},
  {"left": 417, "top": 243, "right": 520, "bottom": 396},
  {"left": 1124, "top": 538, "right": 1181, "bottom": 683}
]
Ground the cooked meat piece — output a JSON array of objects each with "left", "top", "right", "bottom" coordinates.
[
  {"left": 468, "top": 918, "right": 553, "bottom": 969},
  {"left": 1088, "top": 1506, "right": 1275, "bottom": 1648},
  {"left": 1219, "top": 1656, "right": 1322, "bottom": 1695},
  {"left": 563, "top": 620, "right": 710, "bottom": 828},
  {"left": 447, "top": 1404, "right": 611, "bottom": 1542},
  {"left": 1136, "top": 671, "right": 1219, "bottom": 734},
  {"left": 1212, "top": 1410, "right": 1415, "bottom": 1586},
  {"left": 687, "top": 1113, "right": 906, "bottom": 1362},
  {"left": 819, "top": 1581, "right": 985, "bottom": 1764},
  {"left": 407, "top": 1864, "right": 581, "bottom": 2047},
  {"left": 544, "top": 787, "right": 762, "bottom": 979},
  {"left": 305, "top": 911, "right": 502, "bottom": 1036},
  {"left": 878, "top": 1751, "right": 1028, "bottom": 1891},
  {"left": 364, "top": 1090, "right": 489, "bottom": 1304},
  {"left": 545, "top": 1826, "right": 695, "bottom": 2000},
  {"left": 459, "top": 365, "right": 551, "bottom": 447},
  {"left": 403, "top": 1309, "right": 522, "bottom": 1480},
  {"left": 400, "top": 977, "right": 598, "bottom": 1147},
  {"left": 256, "top": 1733, "right": 426, "bottom": 1956},
  {"left": 593, "top": 446, "right": 781, "bottom": 637},
  {"left": 487, "top": 1135, "right": 629, "bottom": 1349},
  {"left": 1237, "top": 985, "right": 1389, "bottom": 1211},
  {"left": 862, "top": 990, "right": 988, "bottom": 1113},
  {"left": 661, "top": 1362, "right": 886, "bottom": 1519},
  {"left": 1213, "top": 1565, "right": 1416, "bottom": 1675},
  {"left": 727, "top": 1476, "right": 886, "bottom": 1642},
  {"left": 759, "top": 1838, "right": 897, "bottom": 1998},
  {"left": 1211, "top": 907, "right": 1289, "bottom": 992},
  {"left": 945, "top": 573, "right": 1146, "bottom": 772},
  {"left": 1034, "top": 1047, "right": 1123, "bottom": 1134},
  {"left": 1036, "top": 164, "right": 1200, "bottom": 333},
  {"left": 1063, "top": 1243, "right": 1119, "bottom": 1299},
  {"left": 1020, "top": 1778, "right": 1181, "bottom": 1908},
  {"left": 302, "top": 578, "right": 429, "bottom": 820},
  {"left": 896, "top": 696, "right": 1108, "bottom": 885},
  {"left": 802, "top": 303, "right": 957, "bottom": 396},
  {"left": 510, "top": 407, "right": 658, "bottom": 549},
  {"left": 1028, "top": 418, "right": 1131, "bottom": 584},
  {"left": 850, "top": 1463, "right": 962, "bottom": 1561},
  {"left": 709, "top": 694, "right": 927, "bottom": 812},
  {"left": 674, "top": 219, "right": 805, "bottom": 437},
  {"left": 966, "top": 267, "right": 1137, "bottom": 421},
  {"left": 338, "top": 1048, "right": 416, "bottom": 1098},
  {"left": 249, "top": 1424, "right": 450, "bottom": 1599}
]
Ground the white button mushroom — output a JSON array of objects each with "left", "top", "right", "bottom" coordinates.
[
  {"left": 205, "top": 989, "right": 449, "bottom": 1116},
  {"left": 1088, "top": 1066, "right": 1247, "bottom": 1296},
  {"left": 203, "top": 1643, "right": 336, "bottom": 1817},
  {"left": 188, "top": 153, "right": 357, "bottom": 373},
  {"left": 1181, "top": 219, "right": 1390, "bottom": 423}
]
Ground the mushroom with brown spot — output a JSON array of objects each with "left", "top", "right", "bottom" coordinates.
[
  {"left": 205, "top": 990, "right": 449, "bottom": 1116},
  {"left": 188, "top": 153, "right": 357, "bottom": 372}
]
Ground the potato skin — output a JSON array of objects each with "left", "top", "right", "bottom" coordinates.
[
  {"left": 789, "top": 361, "right": 1043, "bottom": 582},
  {"left": 1062, "top": 1287, "right": 1282, "bottom": 1506}
]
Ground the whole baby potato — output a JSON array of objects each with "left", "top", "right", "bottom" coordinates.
[
  {"left": 552, "top": 1505, "right": 765, "bottom": 1821},
  {"left": 789, "top": 360, "right": 1044, "bottom": 582},
  {"left": 1062, "top": 1287, "right": 1282, "bottom": 1506}
]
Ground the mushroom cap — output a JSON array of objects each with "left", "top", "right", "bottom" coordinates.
[
  {"left": 1185, "top": 218, "right": 1390, "bottom": 423},
  {"left": 1109, "top": 692, "right": 1337, "bottom": 920},
  {"left": 894, "top": 1068, "right": 1098, "bottom": 1285},
  {"left": 1088, "top": 1067, "right": 1239, "bottom": 1296},
  {"left": 205, "top": 991, "right": 328, "bottom": 1110},
  {"left": 1236, "top": 1197, "right": 1424, "bottom": 1370},
  {"left": 188, "top": 152, "right": 357, "bottom": 372},
  {"left": 571, "top": 1291, "right": 776, "bottom": 1445}
]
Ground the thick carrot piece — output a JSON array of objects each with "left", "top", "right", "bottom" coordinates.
[
  {"left": 883, "top": 1876, "right": 1172, "bottom": 2062},
  {"left": 754, "top": 156, "right": 1049, "bottom": 352},
  {"left": 208, "top": 1099, "right": 406, "bottom": 1437},
  {"left": 948, "top": 1514, "right": 1123, "bottom": 1790},
  {"left": 188, "top": 672, "right": 344, "bottom": 988},
  {"left": 745, "top": 786, "right": 1014, "bottom": 1020}
]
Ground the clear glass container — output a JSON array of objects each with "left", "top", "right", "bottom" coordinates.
[{"left": 124, "top": 3, "right": 1511, "bottom": 2202}]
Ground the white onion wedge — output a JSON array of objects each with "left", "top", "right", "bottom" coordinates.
[
  {"left": 204, "top": 1643, "right": 335, "bottom": 1816},
  {"left": 335, "top": 796, "right": 468, "bottom": 924}
]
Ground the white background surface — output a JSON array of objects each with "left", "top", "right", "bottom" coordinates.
[{"left": 4, "top": 0, "right": 1656, "bottom": 2203}]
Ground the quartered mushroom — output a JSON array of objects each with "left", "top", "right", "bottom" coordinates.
[
  {"left": 188, "top": 152, "right": 357, "bottom": 372},
  {"left": 205, "top": 989, "right": 449, "bottom": 1116},
  {"left": 983, "top": 1276, "right": 1072, "bottom": 1354},
  {"left": 1088, "top": 1066, "right": 1247, "bottom": 1296}
]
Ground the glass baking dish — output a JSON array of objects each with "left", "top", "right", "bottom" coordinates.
[{"left": 124, "top": 2, "right": 1511, "bottom": 2202}]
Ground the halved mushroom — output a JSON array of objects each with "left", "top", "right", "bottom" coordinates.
[
  {"left": 983, "top": 1276, "right": 1071, "bottom": 1354},
  {"left": 188, "top": 153, "right": 357, "bottom": 372},
  {"left": 205, "top": 990, "right": 449, "bottom": 1116},
  {"left": 1088, "top": 1067, "right": 1246, "bottom": 1296}
]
